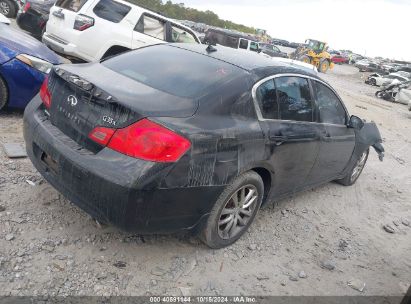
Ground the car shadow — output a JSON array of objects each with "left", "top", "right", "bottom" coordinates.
[{"left": 0, "top": 107, "right": 25, "bottom": 116}]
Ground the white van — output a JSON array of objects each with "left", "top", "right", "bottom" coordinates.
[
  {"left": 204, "top": 28, "right": 260, "bottom": 53},
  {"left": 43, "top": 0, "right": 200, "bottom": 61}
]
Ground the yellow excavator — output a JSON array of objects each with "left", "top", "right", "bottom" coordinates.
[{"left": 291, "top": 39, "right": 334, "bottom": 73}]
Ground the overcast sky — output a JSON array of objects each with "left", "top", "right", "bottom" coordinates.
[{"left": 183, "top": 0, "right": 411, "bottom": 61}]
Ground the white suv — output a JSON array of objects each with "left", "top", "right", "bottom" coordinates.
[{"left": 43, "top": 0, "right": 200, "bottom": 62}]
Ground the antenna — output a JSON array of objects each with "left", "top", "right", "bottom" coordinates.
[{"left": 206, "top": 43, "right": 217, "bottom": 53}]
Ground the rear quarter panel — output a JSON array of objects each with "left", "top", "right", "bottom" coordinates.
[{"left": 156, "top": 74, "right": 268, "bottom": 190}]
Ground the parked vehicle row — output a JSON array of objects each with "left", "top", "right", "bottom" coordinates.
[
  {"left": 42, "top": 0, "right": 200, "bottom": 62},
  {"left": 355, "top": 60, "right": 389, "bottom": 74},
  {"left": 365, "top": 72, "right": 410, "bottom": 87},
  {"left": 375, "top": 80, "right": 411, "bottom": 109},
  {"left": 204, "top": 28, "right": 291, "bottom": 60}
]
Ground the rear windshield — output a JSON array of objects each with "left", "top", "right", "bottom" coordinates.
[
  {"left": 102, "top": 45, "right": 245, "bottom": 98},
  {"left": 93, "top": 0, "right": 131, "bottom": 23},
  {"left": 55, "top": 0, "right": 87, "bottom": 12}
]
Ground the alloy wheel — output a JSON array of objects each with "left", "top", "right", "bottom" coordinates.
[
  {"left": 351, "top": 151, "right": 367, "bottom": 182},
  {"left": 0, "top": 1, "right": 10, "bottom": 15},
  {"left": 217, "top": 184, "right": 259, "bottom": 240}
]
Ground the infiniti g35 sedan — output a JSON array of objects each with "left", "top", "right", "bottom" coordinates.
[{"left": 23, "top": 44, "right": 384, "bottom": 248}]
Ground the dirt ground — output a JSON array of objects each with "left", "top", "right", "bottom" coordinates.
[{"left": 0, "top": 58, "right": 410, "bottom": 297}]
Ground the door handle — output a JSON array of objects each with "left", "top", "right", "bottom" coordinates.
[
  {"left": 321, "top": 131, "right": 332, "bottom": 141},
  {"left": 52, "top": 10, "right": 65, "bottom": 19},
  {"left": 269, "top": 135, "right": 288, "bottom": 146}
]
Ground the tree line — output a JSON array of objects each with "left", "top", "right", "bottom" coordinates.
[{"left": 128, "top": 0, "right": 256, "bottom": 34}]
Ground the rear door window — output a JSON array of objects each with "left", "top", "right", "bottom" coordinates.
[
  {"left": 93, "top": 0, "right": 131, "bottom": 23},
  {"left": 274, "top": 76, "right": 314, "bottom": 122},
  {"left": 135, "top": 14, "right": 166, "bottom": 40},
  {"left": 256, "top": 79, "right": 279, "bottom": 119},
  {"left": 55, "top": 0, "right": 87, "bottom": 12}
]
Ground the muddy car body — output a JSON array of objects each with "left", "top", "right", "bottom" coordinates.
[{"left": 23, "top": 44, "right": 384, "bottom": 248}]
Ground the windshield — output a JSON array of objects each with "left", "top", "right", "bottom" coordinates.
[
  {"left": 307, "top": 40, "right": 324, "bottom": 52},
  {"left": 102, "top": 45, "right": 244, "bottom": 98}
]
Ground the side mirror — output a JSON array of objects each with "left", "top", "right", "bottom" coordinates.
[{"left": 348, "top": 115, "right": 364, "bottom": 130}]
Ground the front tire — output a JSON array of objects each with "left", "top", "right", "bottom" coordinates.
[
  {"left": 200, "top": 171, "right": 264, "bottom": 249},
  {"left": 319, "top": 59, "right": 330, "bottom": 73},
  {"left": 336, "top": 149, "right": 369, "bottom": 186}
]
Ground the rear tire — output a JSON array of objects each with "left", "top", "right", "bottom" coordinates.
[
  {"left": 336, "top": 149, "right": 369, "bottom": 186},
  {"left": 200, "top": 171, "right": 264, "bottom": 249},
  {"left": 0, "top": 75, "right": 8, "bottom": 110},
  {"left": 370, "top": 78, "right": 377, "bottom": 86},
  {"left": 0, "top": 0, "right": 16, "bottom": 18}
]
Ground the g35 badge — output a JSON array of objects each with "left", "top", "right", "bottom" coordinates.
[{"left": 102, "top": 116, "right": 117, "bottom": 126}]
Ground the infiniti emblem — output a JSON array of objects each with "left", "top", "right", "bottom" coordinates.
[{"left": 67, "top": 95, "right": 78, "bottom": 106}]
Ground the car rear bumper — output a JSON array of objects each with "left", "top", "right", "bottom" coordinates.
[
  {"left": 42, "top": 33, "right": 91, "bottom": 61},
  {"left": 23, "top": 95, "right": 223, "bottom": 233}
]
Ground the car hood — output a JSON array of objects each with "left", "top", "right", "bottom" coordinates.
[{"left": 0, "top": 23, "right": 61, "bottom": 64}]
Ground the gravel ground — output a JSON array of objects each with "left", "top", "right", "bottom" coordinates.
[{"left": 0, "top": 25, "right": 410, "bottom": 296}]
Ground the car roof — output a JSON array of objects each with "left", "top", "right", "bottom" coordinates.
[{"left": 169, "top": 44, "right": 320, "bottom": 79}]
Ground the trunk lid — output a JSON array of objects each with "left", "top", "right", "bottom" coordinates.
[{"left": 47, "top": 63, "right": 197, "bottom": 152}]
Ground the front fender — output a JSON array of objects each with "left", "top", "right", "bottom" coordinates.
[
  {"left": 0, "top": 45, "right": 17, "bottom": 65},
  {"left": 355, "top": 122, "right": 385, "bottom": 161}
]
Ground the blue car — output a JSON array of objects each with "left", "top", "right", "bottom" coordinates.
[{"left": 0, "top": 21, "right": 62, "bottom": 110}]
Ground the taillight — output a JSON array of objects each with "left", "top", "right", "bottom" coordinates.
[
  {"left": 74, "top": 14, "right": 94, "bottom": 31},
  {"left": 88, "top": 119, "right": 191, "bottom": 163},
  {"left": 23, "top": 2, "right": 30, "bottom": 13},
  {"left": 39, "top": 76, "right": 51, "bottom": 109}
]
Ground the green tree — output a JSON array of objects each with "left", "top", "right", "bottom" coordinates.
[{"left": 128, "top": 0, "right": 255, "bottom": 33}]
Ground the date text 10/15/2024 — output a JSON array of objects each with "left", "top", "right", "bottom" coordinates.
[{"left": 149, "top": 296, "right": 257, "bottom": 303}]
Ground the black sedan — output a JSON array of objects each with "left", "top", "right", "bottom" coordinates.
[
  {"left": 16, "top": 0, "right": 54, "bottom": 39},
  {"left": 259, "top": 43, "right": 288, "bottom": 58},
  {"left": 23, "top": 44, "right": 384, "bottom": 248}
]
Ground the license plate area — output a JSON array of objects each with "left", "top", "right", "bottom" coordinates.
[{"left": 41, "top": 151, "right": 59, "bottom": 175}]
